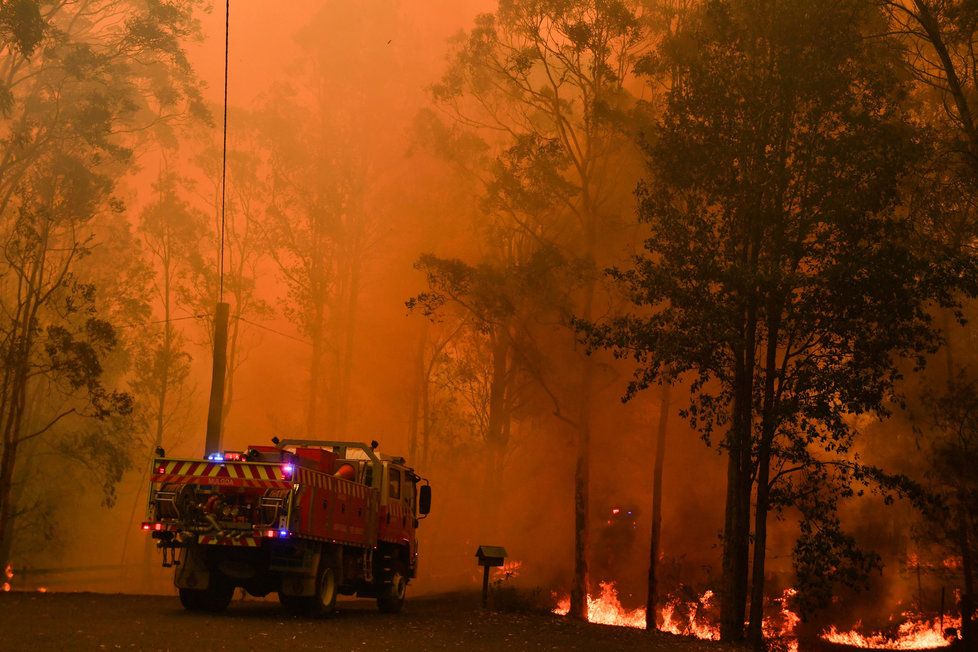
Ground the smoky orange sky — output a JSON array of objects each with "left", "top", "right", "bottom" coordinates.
[{"left": 20, "top": 2, "right": 925, "bottom": 622}]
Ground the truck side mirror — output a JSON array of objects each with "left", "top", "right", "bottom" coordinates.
[{"left": 419, "top": 485, "right": 432, "bottom": 515}]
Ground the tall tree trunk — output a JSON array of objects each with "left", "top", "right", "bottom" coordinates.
[
  {"left": 0, "top": 353, "right": 30, "bottom": 571},
  {"left": 306, "top": 302, "right": 326, "bottom": 436},
  {"left": 408, "top": 323, "right": 428, "bottom": 463},
  {"left": 570, "top": 421, "right": 591, "bottom": 619},
  {"left": 570, "top": 280, "right": 597, "bottom": 620},
  {"left": 748, "top": 314, "right": 781, "bottom": 648},
  {"left": 721, "top": 314, "right": 756, "bottom": 642},
  {"left": 420, "top": 365, "right": 432, "bottom": 469},
  {"left": 645, "top": 382, "right": 671, "bottom": 631},
  {"left": 958, "top": 496, "right": 977, "bottom": 651},
  {"left": 221, "top": 304, "right": 242, "bottom": 426},
  {"left": 0, "top": 436, "right": 18, "bottom": 571},
  {"left": 482, "top": 332, "right": 510, "bottom": 533},
  {"left": 335, "top": 221, "right": 364, "bottom": 439}
]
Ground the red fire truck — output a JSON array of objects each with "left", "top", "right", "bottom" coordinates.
[{"left": 141, "top": 439, "right": 431, "bottom": 616}]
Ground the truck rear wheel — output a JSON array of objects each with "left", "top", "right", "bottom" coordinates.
[
  {"left": 179, "top": 577, "right": 234, "bottom": 613},
  {"left": 376, "top": 561, "right": 407, "bottom": 614},
  {"left": 280, "top": 567, "right": 337, "bottom": 617}
]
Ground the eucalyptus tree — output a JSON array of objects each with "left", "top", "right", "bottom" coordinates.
[
  {"left": 0, "top": 0, "right": 206, "bottom": 569},
  {"left": 429, "top": 0, "right": 650, "bottom": 617},
  {"left": 260, "top": 0, "right": 401, "bottom": 438},
  {"left": 582, "top": 0, "right": 976, "bottom": 644},
  {"left": 135, "top": 168, "right": 203, "bottom": 453},
  {"left": 184, "top": 127, "right": 274, "bottom": 429}
]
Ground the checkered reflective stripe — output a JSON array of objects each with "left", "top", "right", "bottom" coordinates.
[
  {"left": 152, "top": 460, "right": 291, "bottom": 488},
  {"left": 198, "top": 535, "right": 260, "bottom": 547},
  {"left": 294, "top": 468, "right": 370, "bottom": 499},
  {"left": 387, "top": 502, "right": 410, "bottom": 520}
]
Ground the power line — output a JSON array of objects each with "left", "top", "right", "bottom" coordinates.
[
  {"left": 219, "top": 0, "right": 230, "bottom": 302},
  {"left": 238, "top": 317, "right": 311, "bottom": 346},
  {"left": 115, "top": 314, "right": 209, "bottom": 329}
]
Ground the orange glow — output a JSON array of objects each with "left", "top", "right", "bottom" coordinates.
[
  {"left": 761, "top": 589, "right": 800, "bottom": 652},
  {"left": 554, "top": 583, "right": 960, "bottom": 651},
  {"left": 553, "top": 582, "right": 722, "bottom": 638},
  {"left": 2, "top": 563, "right": 11, "bottom": 592},
  {"left": 553, "top": 584, "right": 799, "bottom": 651},
  {"left": 820, "top": 614, "right": 960, "bottom": 649},
  {"left": 494, "top": 560, "right": 522, "bottom": 581},
  {"left": 659, "top": 589, "right": 720, "bottom": 639},
  {"left": 553, "top": 582, "right": 647, "bottom": 629}
]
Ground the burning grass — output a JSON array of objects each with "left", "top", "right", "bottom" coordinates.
[
  {"left": 552, "top": 583, "right": 959, "bottom": 651},
  {"left": 820, "top": 614, "right": 961, "bottom": 650}
]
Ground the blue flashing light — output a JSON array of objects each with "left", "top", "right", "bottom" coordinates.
[
  {"left": 282, "top": 463, "right": 294, "bottom": 476},
  {"left": 278, "top": 530, "right": 289, "bottom": 538},
  {"left": 207, "top": 453, "right": 224, "bottom": 462}
]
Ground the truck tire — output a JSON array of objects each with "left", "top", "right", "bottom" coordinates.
[
  {"left": 179, "top": 577, "right": 234, "bottom": 613},
  {"left": 313, "top": 566, "right": 338, "bottom": 616},
  {"left": 280, "top": 567, "right": 337, "bottom": 617},
  {"left": 377, "top": 561, "right": 407, "bottom": 614}
]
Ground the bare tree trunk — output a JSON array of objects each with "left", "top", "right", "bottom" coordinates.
[
  {"left": 481, "top": 332, "right": 511, "bottom": 533},
  {"left": 958, "top": 497, "right": 977, "bottom": 651},
  {"left": 335, "top": 219, "right": 364, "bottom": 439},
  {"left": 0, "top": 437, "right": 18, "bottom": 570},
  {"left": 747, "top": 312, "right": 781, "bottom": 648},
  {"left": 306, "top": 301, "right": 326, "bottom": 437},
  {"left": 0, "top": 354, "right": 30, "bottom": 571},
  {"left": 645, "top": 382, "right": 671, "bottom": 631},
  {"left": 721, "top": 320, "right": 756, "bottom": 642},
  {"left": 408, "top": 323, "right": 428, "bottom": 463},
  {"left": 570, "top": 357, "right": 594, "bottom": 620},
  {"left": 220, "top": 303, "right": 243, "bottom": 427}
]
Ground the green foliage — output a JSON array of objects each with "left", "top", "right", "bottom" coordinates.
[
  {"left": 0, "top": 0, "right": 44, "bottom": 59},
  {"left": 581, "top": 0, "right": 978, "bottom": 621},
  {"left": 0, "top": 0, "right": 207, "bottom": 565}
]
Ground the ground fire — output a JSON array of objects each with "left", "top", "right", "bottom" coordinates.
[
  {"left": 554, "top": 583, "right": 961, "bottom": 650},
  {"left": 821, "top": 614, "right": 963, "bottom": 650}
]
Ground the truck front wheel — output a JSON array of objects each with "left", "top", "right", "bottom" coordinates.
[{"left": 376, "top": 561, "right": 406, "bottom": 614}]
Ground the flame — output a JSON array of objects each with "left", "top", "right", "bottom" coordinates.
[
  {"left": 821, "top": 614, "right": 960, "bottom": 649},
  {"left": 495, "top": 560, "right": 522, "bottom": 581},
  {"left": 37, "top": 587, "right": 47, "bottom": 593},
  {"left": 941, "top": 558, "right": 961, "bottom": 571},
  {"left": 761, "top": 589, "right": 800, "bottom": 652},
  {"left": 2, "top": 563, "right": 11, "bottom": 592},
  {"left": 553, "top": 582, "right": 647, "bottom": 629},
  {"left": 660, "top": 589, "right": 721, "bottom": 639},
  {"left": 553, "top": 582, "right": 722, "bottom": 637},
  {"left": 553, "top": 582, "right": 956, "bottom": 652}
]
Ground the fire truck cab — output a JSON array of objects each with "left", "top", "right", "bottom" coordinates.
[{"left": 143, "top": 440, "right": 431, "bottom": 616}]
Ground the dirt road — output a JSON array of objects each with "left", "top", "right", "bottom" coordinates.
[{"left": 0, "top": 591, "right": 742, "bottom": 651}]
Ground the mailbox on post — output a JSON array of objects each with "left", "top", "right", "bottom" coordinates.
[{"left": 475, "top": 545, "right": 507, "bottom": 608}]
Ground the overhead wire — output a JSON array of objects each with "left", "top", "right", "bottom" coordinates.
[{"left": 219, "top": 0, "right": 230, "bottom": 302}]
